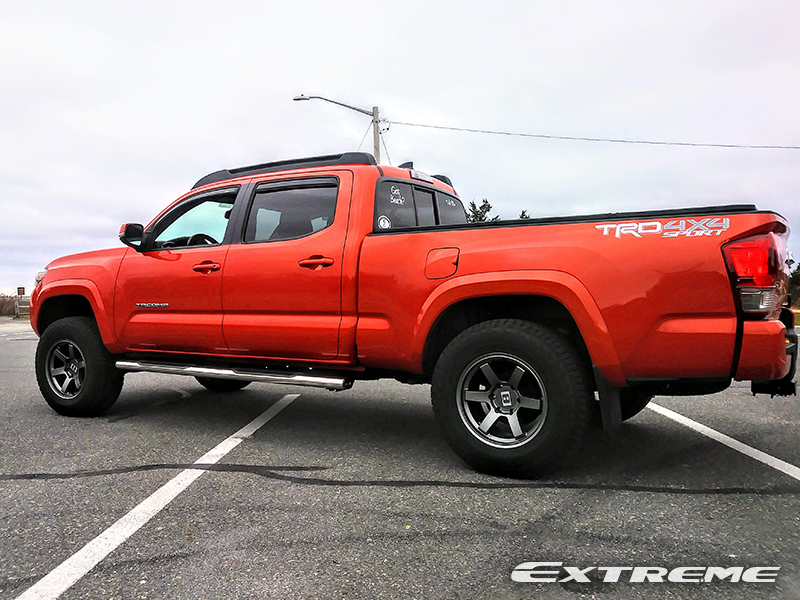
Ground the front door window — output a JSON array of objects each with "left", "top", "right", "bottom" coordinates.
[{"left": 154, "top": 198, "right": 234, "bottom": 249}]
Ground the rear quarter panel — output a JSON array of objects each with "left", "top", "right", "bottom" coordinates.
[{"left": 356, "top": 211, "right": 782, "bottom": 383}]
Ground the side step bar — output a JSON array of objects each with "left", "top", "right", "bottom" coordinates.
[{"left": 116, "top": 360, "right": 353, "bottom": 391}]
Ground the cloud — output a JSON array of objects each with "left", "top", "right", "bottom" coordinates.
[{"left": 1, "top": 0, "right": 798, "bottom": 294}]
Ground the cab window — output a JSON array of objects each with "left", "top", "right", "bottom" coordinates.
[
  {"left": 436, "top": 192, "right": 468, "bottom": 225},
  {"left": 244, "top": 179, "right": 338, "bottom": 243},
  {"left": 375, "top": 180, "right": 466, "bottom": 230},
  {"left": 375, "top": 181, "right": 416, "bottom": 230},
  {"left": 414, "top": 188, "right": 436, "bottom": 226},
  {"left": 152, "top": 192, "right": 236, "bottom": 249}
]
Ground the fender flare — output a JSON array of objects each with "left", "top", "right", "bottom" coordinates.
[
  {"left": 412, "top": 270, "right": 626, "bottom": 386},
  {"left": 32, "top": 279, "right": 119, "bottom": 351}
]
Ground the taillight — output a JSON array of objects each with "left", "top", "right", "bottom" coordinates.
[{"left": 723, "top": 232, "right": 788, "bottom": 318}]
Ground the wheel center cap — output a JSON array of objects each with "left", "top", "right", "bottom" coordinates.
[{"left": 492, "top": 386, "right": 518, "bottom": 414}]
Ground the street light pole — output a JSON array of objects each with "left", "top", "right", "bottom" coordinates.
[
  {"left": 371, "top": 106, "right": 380, "bottom": 164},
  {"left": 294, "top": 94, "right": 381, "bottom": 163}
]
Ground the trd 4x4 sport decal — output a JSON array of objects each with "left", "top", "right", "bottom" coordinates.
[{"left": 596, "top": 218, "right": 730, "bottom": 239}]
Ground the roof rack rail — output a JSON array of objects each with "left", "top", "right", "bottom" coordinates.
[{"left": 192, "top": 152, "right": 377, "bottom": 189}]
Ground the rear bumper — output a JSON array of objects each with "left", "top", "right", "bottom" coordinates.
[
  {"left": 735, "top": 319, "right": 791, "bottom": 381},
  {"left": 740, "top": 308, "right": 797, "bottom": 396}
]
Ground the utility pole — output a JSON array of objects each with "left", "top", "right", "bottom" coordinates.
[
  {"left": 372, "top": 106, "right": 381, "bottom": 164},
  {"left": 294, "top": 94, "right": 381, "bottom": 163}
]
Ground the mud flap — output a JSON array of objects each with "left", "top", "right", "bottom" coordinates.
[{"left": 593, "top": 367, "right": 622, "bottom": 434}]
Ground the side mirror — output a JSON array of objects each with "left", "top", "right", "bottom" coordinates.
[{"left": 119, "top": 223, "right": 145, "bottom": 250}]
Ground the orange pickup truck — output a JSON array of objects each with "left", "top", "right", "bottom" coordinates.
[{"left": 30, "top": 152, "right": 796, "bottom": 477}]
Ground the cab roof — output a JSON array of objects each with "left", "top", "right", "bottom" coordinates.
[{"left": 192, "top": 152, "right": 377, "bottom": 189}]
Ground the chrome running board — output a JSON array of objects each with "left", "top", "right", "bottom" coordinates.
[{"left": 115, "top": 360, "right": 353, "bottom": 391}]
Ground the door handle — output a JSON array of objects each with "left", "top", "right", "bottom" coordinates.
[
  {"left": 192, "top": 261, "right": 221, "bottom": 273},
  {"left": 298, "top": 255, "right": 335, "bottom": 270}
]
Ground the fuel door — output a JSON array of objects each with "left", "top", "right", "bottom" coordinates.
[{"left": 425, "top": 247, "right": 460, "bottom": 280}]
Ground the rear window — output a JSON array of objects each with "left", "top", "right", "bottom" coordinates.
[
  {"left": 375, "top": 180, "right": 466, "bottom": 230},
  {"left": 436, "top": 192, "right": 468, "bottom": 225},
  {"left": 375, "top": 182, "right": 416, "bottom": 230},
  {"left": 415, "top": 189, "right": 436, "bottom": 226}
]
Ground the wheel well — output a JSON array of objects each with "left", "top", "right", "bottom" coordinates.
[
  {"left": 38, "top": 295, "right": 96, "bottom": 333},
  {"left": 421, "top": 295, "right": 592, "bottom": 376}
]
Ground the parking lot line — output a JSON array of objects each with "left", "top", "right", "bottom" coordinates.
[
  {"left": 16, "top": 393, "right": 300, "bottom": 600},
  {"left": 648, "top": 402, "right": 800, "bottom": 482}
]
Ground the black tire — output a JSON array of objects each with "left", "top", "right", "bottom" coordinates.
[
  {"left": 195, "top": 377, "right": 251, "bottom": 392},
  {"left": 35, "top": 316, "right": 124, "bottom": 417},
  {"left": 431, "top": 319, "right": 593, "bottom": 478},
  {"left": 619, "top": 388, "right": 653, "bottom": 421}
]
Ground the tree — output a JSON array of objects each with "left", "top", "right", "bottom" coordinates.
[
  {"left": 467, "top": 199, "right": 500, "bottom": 223},
  {"left": 466, "top": 200, "right": 532, "bottom": 222},
  {"left": 789, "top": 263, "right": 800, "bottom": 305}
]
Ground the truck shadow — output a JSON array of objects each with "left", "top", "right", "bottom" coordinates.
[{"left": 96, "top": 385, "right": 800, "bottom": 493}]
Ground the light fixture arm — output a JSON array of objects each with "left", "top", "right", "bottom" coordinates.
[{"left": 294, "top": 94, "right": 381, "bottom": 163}]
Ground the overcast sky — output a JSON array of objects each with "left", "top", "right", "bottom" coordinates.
[{"left": 1, "top": 1, "right": 798, "bottom": 293}]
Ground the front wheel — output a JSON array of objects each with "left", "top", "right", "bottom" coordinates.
[
  {"left": 35, "top": 317, "right": 124, "bottom": 417},
  {"left": 431, "top": 319, "right": 593, "bottom": 478}
]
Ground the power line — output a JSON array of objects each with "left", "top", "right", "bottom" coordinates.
[
  {"left": 356, "top": 122, "right": 372, "bottom": 152},
  {"left": 388, "top": 120, "right": 800, "bottom": 150},
  {"left": 379, "top": 131, "right": 392, "bottom": 166}
]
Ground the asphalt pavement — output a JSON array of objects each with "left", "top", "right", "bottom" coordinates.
[{"left": 1, "top": 316, "right": 799, "bottom": 599}]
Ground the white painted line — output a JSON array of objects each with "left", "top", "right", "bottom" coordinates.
[
  {"left": 648, "top": 402, "right": 800, "bottom": 482},
  {"left": 17, "top": 393, "right": 300, "bottom": 600}
]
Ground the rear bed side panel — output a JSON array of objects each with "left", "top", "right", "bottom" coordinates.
[
  {"left": 357, "top": 260, "right": 624, "bottom": 382},
  {"left": 585, "top": 220, "right": 737, "bottom": 379},
  {"left": 356, "top": 210, "right": 782, "bottom": 383}
]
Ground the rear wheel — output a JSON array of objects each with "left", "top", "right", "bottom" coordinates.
[
  {"left": 431, "top": 319, "right": 593, "bottom": 478},
  {"left": 195, "top": 377, "right": 251, "bottom": 392},
  {"left": 35, "top": 317, "right": 124, "bottom": 417}
]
